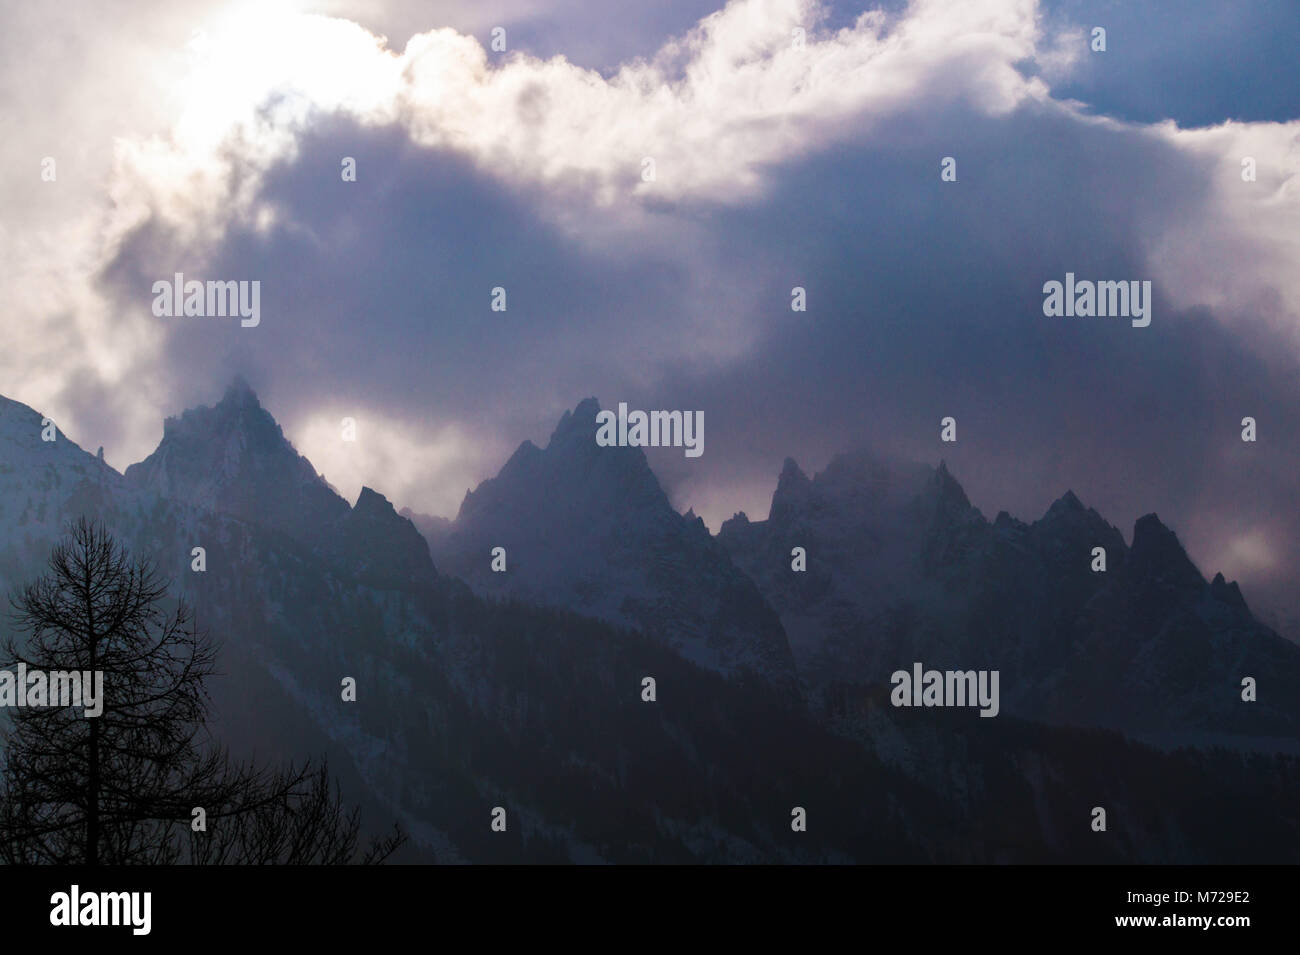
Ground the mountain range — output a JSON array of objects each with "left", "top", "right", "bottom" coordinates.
[
  {"left": 0, "top": 381, "right": 1296, "bottom": 862},
  {"left": 717, "top": 452, "right": 1300, "bottom": 741}
]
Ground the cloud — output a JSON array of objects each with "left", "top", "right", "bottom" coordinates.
[
  {"left": 99, "top": 0, "right": 1058, "bottom": 237},
  {"left": 71, "top": 0, "right": 1066, "bottom": 454},
  {"left": 1146, "top": 119, "right": 1300, "bottom": 354},
  {"left": 292, "top": 405, "right": 491, "bottom": 517},
  {"left": 3, "top": 0, "right": 1299, "bottom": 627}
]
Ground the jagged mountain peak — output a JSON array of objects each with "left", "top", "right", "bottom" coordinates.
[
  {"left": 993, "top": 509, "right": 1019, "bottom": 530},
  {"left": 338, "top": 486, "right": 436, "bottom": 583},
  {"left": 1210, "top": 571, "right": 1249, "bottom": 611},
  {"left": 1050, "top": 489, "right": 1084, "bottom": 513},
  {"left": 354, "top": 485, "right": 395, "bottom": 516},
  {"left": 1129, "top": 512, "right": 1204, "bottom": 588},
  {"left": 221, "top": 373, "right": 259, "bottom": 404},
  {"left": 549, "top": 397, "right": 601, "bottom": 444},
  {"left": 1132, "top": 513, "right": 1189, "bottom": 561},
  {"left": 779, "top": 456, "right": 808, "bottom": 483},
  {"left": 431, "top": 399, "right": 797, "bottom": 688},
  {"left": 126, "top": 381, "right": 349, "bottom": 534},
  {"left": 483, "top": 439, "right": 542, "bottom": 491},
  {"left": 118, "top": 385, "right": 436, "bottom": 585},
  {"left": 159, "top": 377, "right": 278, "bottom": 449},
  {"left": 931, "top": 458, "right": 963, "bottom": 496},
  {"left": 921, "top": 456, "right": 978, "bottom": 522},
  {"left": 460, "top": 399, "right": 667, "bottom": 523},
  {"left": 766, "top": 449, "right": 965, "bottom": 533},
  {"left": 1035, "top": 489, "right": 1123, "bottom": 541},
  {"left": 769, "top": 458, "right": 811, "bottom": 525},
  {"left": 721, "top": 447, "right": 1300, "bottom": 738}
]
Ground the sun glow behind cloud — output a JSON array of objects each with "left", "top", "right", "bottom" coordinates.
[
  {"left": 176, "top": 1, "right": 403, "bottom": 152},
  {"left": 293, "top": 408, "right": 492, "bottom": 518}
]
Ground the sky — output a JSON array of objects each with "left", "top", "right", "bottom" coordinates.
[{"left": 2, "top": 0, "right": 1298, "bottom": 629}]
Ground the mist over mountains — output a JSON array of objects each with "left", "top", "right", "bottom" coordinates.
[
  {"left": 717, "top": 453, "right": 1300, "bottom": 741},
  {"left": 1, "top": 381, "right": 1297, "bottom": 863},
  {"left": 428, "top": 397, "right": 797, "bottom": 691}
]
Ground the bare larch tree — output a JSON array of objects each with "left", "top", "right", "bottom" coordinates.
[{"left": 0, "top": 518, "right": 403, "bottom": 864}]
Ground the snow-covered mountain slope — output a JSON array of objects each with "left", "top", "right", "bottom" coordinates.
[
  {"left": 123, "top": 376, "right": 348, "bottom": 530},
  {"left": 0, "top": 392, "right": 121, "bottom": 536},
  {"left": 123, "top": 378, "right": 435, "bottom": 588}
]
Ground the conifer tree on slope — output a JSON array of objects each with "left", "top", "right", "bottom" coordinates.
[{"left": 0, "top": 518, "right": 402, "bottom": 864}]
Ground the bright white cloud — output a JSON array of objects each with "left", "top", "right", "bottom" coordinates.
[
  {"left": 1147, "top": 119, "right": 1300, "bottom": 355},
  {"left": 293, "top": 408, "right": 495, "bottom": 517},
  {"left": 113, "top": 0, "right": 1058, "bottom": 220},
  {"left": 394, "top": 0, "right": 1047, "bottom": 205}
]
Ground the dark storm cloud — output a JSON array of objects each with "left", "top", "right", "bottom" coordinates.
[
  {"left": 645, "top": 99, "right": 1300, "bottom": 621},
  {"left": 93, "top": 115, "right": 745, "bottom": 497}
]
